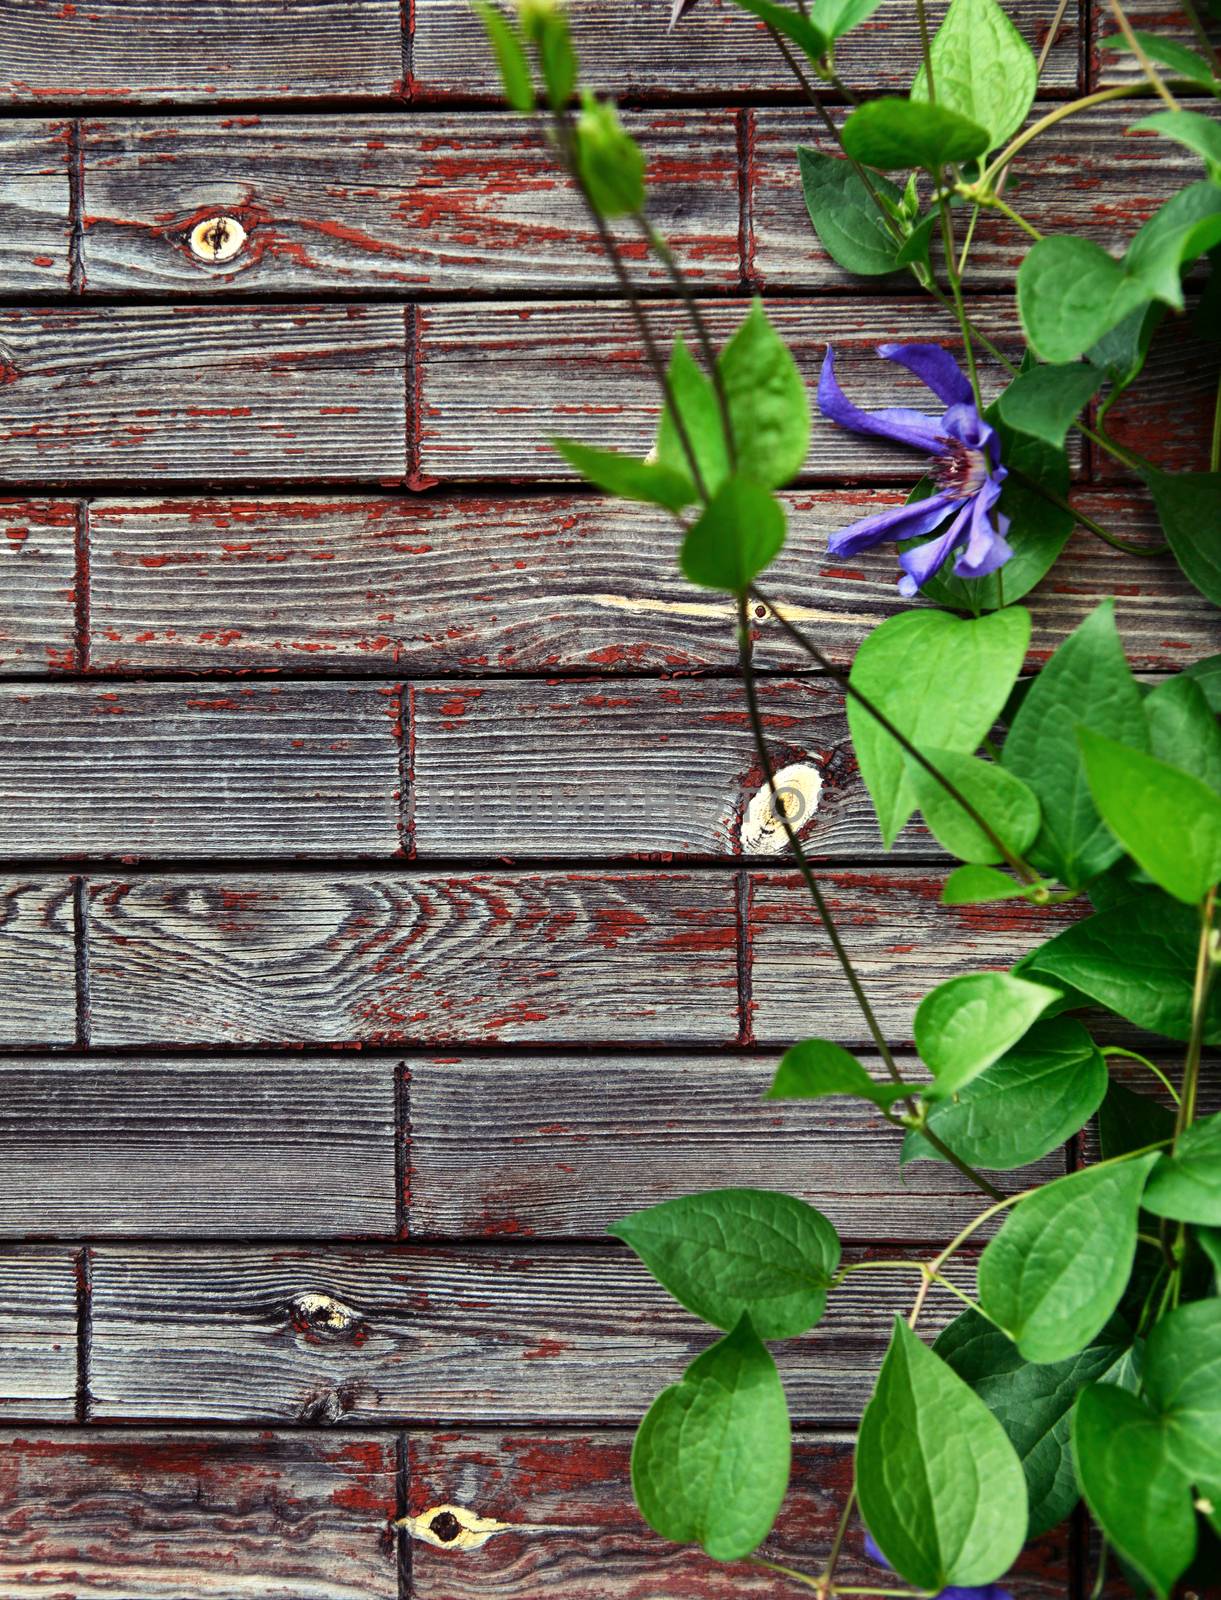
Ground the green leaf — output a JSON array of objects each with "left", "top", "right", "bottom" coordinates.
[
  {"left": 1002, "top": 598, "right": 1148, "bottom": 886},
  {"left": 1017, "top": 235, "right": 1152, "bottom": 364},
  {"left": 472, "top": 1, "right": 536, "bottom": 112},
  {"left": 941, "top": 864, "right": 1041, "bottom": 905},
  {"left": 1087, "top": 297, "right": 1165, "bottom": 390},
  {"left": 717, "top": 300, "right": 811, "bottom": 489},
  {"left": 977, "top": 1154, "right": 1160, "bottom": 1362},
  {"left": 575, "top": 92, "right": 646, "bottom": 217},
  {"left": 1144, "top": 1298, "right": 1221, "bottom": 1481},
  {"left": 1073, "top": 1382, "right": 1197, "bottom": 1599},
  {"left": 814, "top": 0, "right": 884, "bottom": 41},
  {"left": 911, "top": 1018, "right": 1106, "bottom": 1171},
  {"left": 680, "top": 478, "right": 786, "bottom": 592},
  {"left": 1133, "top": 112, "right": 1221, "bottom": 178},
  {"left": 1097, "top": 1078, "right": 1176, "bottom": 1161},
  {"left": 841, "top": 97, "right": 990, "bottom": 171},
  {"left": 848, "top": 607, "right": 1031, "bottom": 848},
  {"left": 995, "top": 363, "right": 1103, "bottom": 450},
  {"left": 1024, "top": 892, "right": 1221, "bottom": 1043},
  {"left": 798, "top": 147, "right": 902, "bottom": 276},
  {"left": 552, "top": 438, "right": 695, "bottom": 511},
  {"left": 731, "top": 0, "right": 828, "bottom": 61},
  {"left": 1079, "top": 728, "right": 1221, "bottom": 903},
  {"left": 1141, "top": 467, "right": 1221, "bottom": 606},
  {"left": 857, "top": 1317, "right": 1027, "bottom": 1589},
  {"left": 610, "top": 1187, "right": 841, "bottom": 1339},
  {"left": 1099, "top": 30, "right": 1221, "bottom": 91},
  {"left": 1146, "top": 674, "right": 1221, "bottom": 793},
  {"left": 519, "top": 0, "right": 578, "bottom": 106},
  {"left": 632, "top": 1314, "right": 791, "bottom": 1562},
  {"left": 1187, "top": 652, "right": 1221, "bottom": 713},
  {"left": 766, "top": 1038, "right": 908, "bottom": 1108},
  {"left": 915, "top": 971, "right": 1058, "bottom": 1100},
  {"left": 1143, "top": 1112, "right": 1221, "bottom": 1225},
  {"left": 656, "top": 335, "right": 730, "bottom": 498},
  {"left": 910, "top": 0, "right": 1037, "bottom": 150},
  {"left": 906, "top": 748, "right": 1040, "bottom": 865},
  {"left": 1125, "top": 180, "right": 1221, "bottom": 308},
  {"left": 936, "top": 1308, "right": 1133, "bottom": 1536}
]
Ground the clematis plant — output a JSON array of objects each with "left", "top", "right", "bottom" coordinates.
[{"left": 475, "top": 2, "right": 1221, "bottom": 1598}]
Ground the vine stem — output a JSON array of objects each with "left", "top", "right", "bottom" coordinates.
[
  {"left": 981, "top": 83, "right": 1154, "bottom": 189},
  {"left": 1178, "top": 0, "right": 1221, "bottom": 73},
  {"left": 1102, "top": 1046, "right": 1181, "bottom": 1105},
  {"left": 1006, "top": 466, "right": 1168, "bottom": 557},
  {"left": 1176, "top": 884, "right": 1217, "bottom": 1139},
  {"left": 1107, "top": 0, "right": 1181, "bottom": 110}
]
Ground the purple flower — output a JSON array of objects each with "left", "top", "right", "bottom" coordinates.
[
  {"left": 818, "top": 343, "right": 1013, "bottom": 598},
  {"left": 864, "top": 1534, "right": 1015, "bottom": 1600}
]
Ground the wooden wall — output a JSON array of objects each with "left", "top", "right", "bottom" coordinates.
[{"left": 0, "top": 0, "right": 1215, "bottom": 1594}]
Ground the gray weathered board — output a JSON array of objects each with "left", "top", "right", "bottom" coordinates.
[{"left": 0, "top": 0, "right": 1216, "bottom": 1594}]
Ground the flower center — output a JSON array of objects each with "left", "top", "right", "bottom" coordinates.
[{"left": 931, "top": 438, "right": 989, "bottom": 500}]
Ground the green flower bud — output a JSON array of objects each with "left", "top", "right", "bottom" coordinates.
[{"left": 575, "top": 91, "right": 646, "bottom": 217}]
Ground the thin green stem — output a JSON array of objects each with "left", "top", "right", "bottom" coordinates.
[
  {"left": 1102, "top": 1046, "right": 1181, "bottom": 1105},
  {"left": 1088, "top": 1539, "right": 1109, "bottom": 1600},
  {"left": 1176, "top": 884, "right": 1217, "bottom": 1140},
  {"left": 819, "top": 1480, "right": 860, "bottom": 1596},
  {"left": 955, "top": 202, "right": 981, "bottom": 277},
  {"left": 1212, "top": 366, "right": 1221, "bottom": 473},
  {"left": 915, "top": 0, "right": 936, "bottom": 100},
  {"left": 1036, "top": 0, "right": 1074, "bottom": 76},
  {"left": 983, "top": 191, "right": 1044, "bottom": 241},
  {"left": 982, "top": 84, "right": 1154, "bottom": 190},
  {"left": 749, "top": 1556, "right": 823, "bottom": 1593},
  {"left": 1108, "top": 0, "right": 1181, "bottom": 109},
  {"left": 1007, "top": 466, "right": 1169, "bottom": 557},
  {"left": 1178, "top": 0, "right": 1220, "bottom": 73},
  {"left": 936, "top": 197, "right": 982, "bottom": 407}
]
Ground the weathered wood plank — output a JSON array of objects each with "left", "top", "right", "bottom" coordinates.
[
  {"left": 0, "top": 0, "right": 404, "bottom": 104},
  {"left": 85, "top": 872, "right": 739, "bottom": 1046},
  {"left": 1092, "top": 312, "right": 1219, "bottom": 481},
  {"left": 0, "top": 120, "right": 71, "bottom": 289},
  {"left": 417, "top": 298, "right": 1083, "bottom": 482},
  {"left": 750, "top": 105, "right": 1201, "bottom": 290},
  {"left": 747, "top": 868, "right": 1082, "bottom": 1046},
  {"left": 0, "top": 1247, "right": 78, "bottom": 1420},
  {"left": 412, "top": 676, "right": 929, "bottom": 858},
  {"left": 407, "top": 1430, "right": 1071, "bottom": 1599},
  {"left": 0, "top": 305, "right": 407, "bottom": 483},
  {"left": 80, "top": 112, "right": 740, "bottom": 293},
  {"left": 407, "top": 1052, "right": 1062, "bottom": 1242},
  {"left": 1090, "top": 0, "right": 1221, "bottom": 85},
  {"left": 0, "top": 1057, "right": 397, "bottom": 1239},
  {"left": 87, "top": 1243, "right": 973, "bottom": 1423},
  {"left": 82, "top": 491, "right": 1213, "bottom": 677},
  {"left": 0, "top": 682, "right": 403, "bottom": 858},
  {"left": 0, "top": 878, "right": 76, "bottom": 1045},
  {"left": 0, "top": 1431, "right": 400, "bottom": 1598},
  {"left": 412, "top": 0, "right": 1077, "bottom": 98},
  {"left": 0, "top": 498, "right": 76, "bottom": 673}
]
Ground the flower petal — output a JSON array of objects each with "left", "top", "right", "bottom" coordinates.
[
  {"left": 818, "top": 348, "right": 946, "bottom": 453},
  {"left": 827, "top": 491, "right": 955, "bottom": 555},
  {"left": 940, "top": 402, "right": 995, "bottom": 452},
  {"left": 954, "top": 479, "right": 1014, "bottom": 579},
  {"left": 897, "top": 498, "right": 974, "bottom": 596},
  {"left": 878, "top": 342, "right": 974, "bottom": 408}
]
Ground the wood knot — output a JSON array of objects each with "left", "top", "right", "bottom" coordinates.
[
  {"left": 740, "top": 761, "right": 823, "bottom": 853},
  {"left": 395, "top": 1503, "right": 512, "bottom": 1551},
  {"left": 188, "top": 214, "right": 248, "bottom": 263},
  {"left": 287, "top": 1290, "right": 369, "bottom": 1345}
]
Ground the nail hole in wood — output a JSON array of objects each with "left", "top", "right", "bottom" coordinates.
[{"left": 188, "top": 215, "right": 248, "bottom": 264}]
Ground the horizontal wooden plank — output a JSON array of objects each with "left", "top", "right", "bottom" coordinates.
[
  {"left": 750, "top": 104, "right": 1201, "bottom": 290},
  {"left": 412, "top": 0, "right": 1078, "bottom": 97},
  {"left": 407, "top": 1430, "right": 1072, "bottom": 1600},
  {"left": 85, "top": 872, "right": 740, "bottom": 1046},
  {"left": 80, "top": 111, "right": 740, "bottom": 293},
  {"left": 747, "top": 868, "right": 1082, "bottom": 1046},
  {"left": 0, "top": 305, "right": 407, "bottom": 483},
  {"left": 87, "top": 1243, "right": 973, "bottom": 1423},
  {"left": 1090, "top": 0, "right": 1221, "bottom": 85},
  {"left": 407, "top": 1052, "right": 1062, "bottom": 1241},
  {"left": 0, "top": 498, "right": 76, "bottom": 673},
  {"left": 0, "top": 1247, "right": 78, "bottom": 1420},
  {"left": 0, "top": 0, "right": 404, "bottom": 104},
  {"left": 0, "top": 1431, "right": 400, "bottom": 1598},
  {"left": 1092, "top": 311, "right": 1219, "bottom": 481},
  {"left": 82, "top": 490, "right": 1213, "bottom": 677},
  {"left": 0, "top": 878, "right": 76, "bottom": 1044},
  {"left": 412, "top": 676, "right": 928, "bottom": 858},
  {"left": 417, "top": 298, "right": 1084, "bottom": 482},
  {"left": 0, "top": 120, "right": 71, "bottom": 289},
  {"left": 0, "top": 1057, "right": 397, "bottom": 1239},
  {"left": 0, "top": 682, "right": 403, "bottom": 858}
]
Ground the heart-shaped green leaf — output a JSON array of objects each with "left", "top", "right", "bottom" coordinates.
[
  {"left": 766, "top": 1038, "right": 908, "bottom": 1108},
  {"left": 910, "top": 0, "right": 1037, "bottom": 150},
  {"left": 1143, "top": 1112, "right": 1221, "bottom": 1225},
  {"left": 1018, "top": 236, "right": 1152, "bottom": 363},
  {"left": 842, "top": 97, "right": 990, "bottom": 171},
  {"left": 906, "top": 747, "right": 1041, "bottom": 865},
  {"left": 915, "top": 971, "right": 1058, "bottom": 1100},
  {"left": 680, "top": 478, "right": 786, "bottom": 592}
]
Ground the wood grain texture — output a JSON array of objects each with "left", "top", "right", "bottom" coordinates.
[
  {"left": 0, "top": 305, "right": 407, "bottom": 483},
  {"left": 1092, "top": 311, "right": 1220, "bottom": 481},
  {"left": 412, "top": 0, "right": 1078, "bottom": 97},
  {"left": 416, "top": 298, "right": 1083, "bottom": 482},
  {"left": 412, "top": 676, "right": 930, "bottom": 858},
  {"left": 1089, "top": 0, "right": 1221, "bottom": 85},
  {"left": 0, "top": 1057, "right": 397, "bottom": 1239},
  {"left": 87, "top": 1243, "right": 973, "bottom": 1423},
  {"left": 85, "top": 872, "right": 740, "bottom": 1046},
  {"left": 0, "top": 878, "right": 76, "bottom": 1045},
  {"left": 0, "top": 0, "right": 404, "bottom": 104},
  {"left": 0, "top": 1431, "right": 400, "bottom": 1598},
  {"left": 82, "top": 491, "right": 1215, "bottom": 677},
  {"left": 407, "top": 1052, "right": 1063, "bottom": 1242},
  {"left": 0, "top": 498, "right": 77, "bottom": 673},
  {"left": 0, "top": 1247, "right": 78, "bottom": 1420},
  {"left": 407, "top": 1430, "right": 1072, "bottom": 1600},
  {"left": 80, "top": 112, "right": 740, "bottom": 293},
  {"left": 747, "top": 868, "right": 1082, "bottom": 1046},
  {"left": 0, "top": 682, "right": 403, "bottom": 858},
  {"left": 750, "top": 105, "right": 1202, "bottom": 290},
  {"left": 0, "top": 120, "right": 71, "bottom": 289}
]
